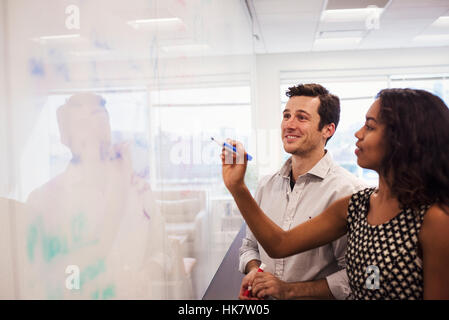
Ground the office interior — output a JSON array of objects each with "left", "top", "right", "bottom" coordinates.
[{"left": 1, "top": 0, "right": 448, "bottom": 300}]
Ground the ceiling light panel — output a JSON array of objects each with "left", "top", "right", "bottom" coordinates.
[
  {"left": 253, "top": 0, "right": 324, "bottom": 14},
  {"left": 325, "top": 0, "right": 389, "bottom": 10},
  {"left": 321, "top": 7, "right": 383, "bottom": 23}
]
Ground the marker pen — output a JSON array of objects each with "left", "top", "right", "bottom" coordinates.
[
  {"left": 211, "top": 137, "right": 253, "bottom": 161},
  {"left": 243, "top": 263, "right": 266, "bottom": 297}
]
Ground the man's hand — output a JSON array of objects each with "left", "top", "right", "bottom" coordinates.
[
  {"left": 251, "top": 272, "right": 290, "bottom": 300},
  {"left": 238, "top": 269, "right": 261, "bottom": 300},
  {"left": 220, "top": 139, "right": 248, "bottom": 192}
]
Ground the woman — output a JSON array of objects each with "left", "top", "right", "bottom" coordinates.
[{"left": 221, "top": 88, "right": 449, "bottom": 299}]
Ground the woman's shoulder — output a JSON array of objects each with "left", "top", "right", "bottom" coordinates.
[
  {"left": 349, "top": 187, "right": 376, "bottom": 203},
  {"left": 346, "top": 187, "right": 375, "bottom": 221},
  {"left": 420, "top": 204, "right": 449, "bottom": 245},
  {"left": 422, "top": 204, "right": 449, "bottom": 226}
]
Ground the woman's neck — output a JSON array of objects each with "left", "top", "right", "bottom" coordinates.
[{"left": 373, "top": 175, "right": 401, "bottom": 211}]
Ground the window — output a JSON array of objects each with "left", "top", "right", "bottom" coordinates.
[
  {"left": 149, "top": 86, "right": 252, "bottom": 189},
  {"left": 390, "top": 74, "right": 449, "bottom": 105}
]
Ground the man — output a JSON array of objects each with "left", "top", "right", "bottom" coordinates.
[{"left": 238, "top": 83, "right": 365, "bottom": 300}]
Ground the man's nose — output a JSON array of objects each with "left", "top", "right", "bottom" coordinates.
[{"left": 285, "top": 116, "right": 297, "bottom": 128}]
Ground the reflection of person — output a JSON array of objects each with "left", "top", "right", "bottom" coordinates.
[
  {"left": 23, "top": 93, "right": 181, "bottom": 299},
  {"left": 238, "top": 84, "right": 365, "bottom": 300},
  {"left": 223, "top": 88, "right": 449, "bottom": 299}
]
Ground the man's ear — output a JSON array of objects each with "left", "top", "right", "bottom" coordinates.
[{"left": 323, "top": 123, "right": 336, "bottom": 140}]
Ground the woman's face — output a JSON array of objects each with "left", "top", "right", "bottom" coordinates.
[{"left": 354, "top": 99, "right": 387, "bottom": 172}]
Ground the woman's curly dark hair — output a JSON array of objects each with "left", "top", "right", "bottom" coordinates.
[{"left": 376, "top": 88, "right": 449, "bottom": 209}]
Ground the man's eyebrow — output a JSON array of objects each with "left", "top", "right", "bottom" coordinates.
[
  {"left": 283, "top": 109, "right": 311, "bottom": 116},
  {"left": 295, "top": 109, "right": 311, "bottom": 116}
]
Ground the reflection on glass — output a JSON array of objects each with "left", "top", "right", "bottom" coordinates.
[
  {"left": 1, "top": 0, "right": 255, "bottom": 300},
  {"left": 20, "top": 93, "right": 189, "bottom": 299}
]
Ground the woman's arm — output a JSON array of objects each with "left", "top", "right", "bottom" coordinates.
[
  {"left": 420, "top": 204, "right": 449, "bottom": 299},
  {"left": 229, "top": 185, "right": 349, "bottom": 258},
  {"left": 221, "top": 140, "right": 349, "bottom": 259}
]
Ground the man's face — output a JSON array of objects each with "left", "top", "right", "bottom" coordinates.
[
  {"left": 58, "top": 101, "right": 111, "bottom": 150},
  {"left": 281, "top": 95, "right": 325, "bottom": 156}
]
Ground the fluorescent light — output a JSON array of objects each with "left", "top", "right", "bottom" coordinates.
[
  {"left": 133, "top": 18, "right": 180, "bottom": 24},
  {"left": 34, "top": 34, "right": 80, "bottom": 41},
  {"left": 69, "top": 50, "right": 110, "bottom": 57},
  {"left": 127, "top": 17, "right": 182, "bottom": 29},
  {"left": 318, "top": 30, "right": 365, "bottom": 39},
  {"left": 161, "top": 44, "right": 210, "bottom": 53},
  {"left": 322, "top": 7, "right": 383, "bottom": 23}
]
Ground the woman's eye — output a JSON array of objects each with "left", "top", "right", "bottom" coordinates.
[{"left": 365, "top": 124, "right": 373, "bottom": 131}]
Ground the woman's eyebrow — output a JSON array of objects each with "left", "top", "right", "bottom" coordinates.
[{"left": 366, "top": 116, "right": 378, "bottom": 123}]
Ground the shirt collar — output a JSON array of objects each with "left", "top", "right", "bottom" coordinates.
[{"left": 279, "top": 150, "right": 333, "bottom": 181}]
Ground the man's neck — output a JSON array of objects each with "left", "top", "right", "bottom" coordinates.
[{"left": 290, "top": 148, "right": 326, "bottom": 181}]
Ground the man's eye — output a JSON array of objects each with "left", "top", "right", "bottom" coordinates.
[{"left": 283, "top": 114, "right": 290, "bottom": 119}]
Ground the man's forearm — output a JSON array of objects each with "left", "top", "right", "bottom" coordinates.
[
  {"left": 284, "top": 278, "right": 335, "bottom": 300},
  {"left": 244, "top": 259, "right": 261, "bottom": 274}
]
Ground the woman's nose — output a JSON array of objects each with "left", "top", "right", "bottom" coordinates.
[{"left": 354, "top": 127, "right": 363, "bottom": 139}]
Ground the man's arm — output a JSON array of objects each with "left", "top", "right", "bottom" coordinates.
[
  {"left": 324, "top": 268, "right": 350, "bottom": 300},
  {"left": 251, "top": 272, "right": 336, "bottom": 299},
  {"left": 239, "top": 225, "right": 262, "bottom": 274},
  {"left": 239, "top": 175, "right": 270, "bottom": 274},
  {"left": 283, "top": 278, "right": 335, "bottom": 300},
  {"left": 244, "top": 259, "right": 261, "bottom": 274}
]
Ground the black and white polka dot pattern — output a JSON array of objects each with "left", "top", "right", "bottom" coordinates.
[{"left": 346, "top": 188, "right": 428, "bottom": 300}]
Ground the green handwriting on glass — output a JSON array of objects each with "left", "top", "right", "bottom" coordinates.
[
  {"left": 91, "top": 284, "right": 115, "bottom": 300},
  {"left": 26, "top": 213, "right": 98, "bottom": 263},
  {"left": 80, "top": 258, "right": 106, "bottom": 289}
]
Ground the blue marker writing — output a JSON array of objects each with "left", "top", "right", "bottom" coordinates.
[{"left": 211, "top": 137, "right": 253, "bottom": 161}]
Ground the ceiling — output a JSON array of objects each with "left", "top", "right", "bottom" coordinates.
[
  {"left": 10, "top": 0, "right": 449, "bottom": 60},
  {"left": 250, "top": 0, "right": 449, "bottom": 53}
]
